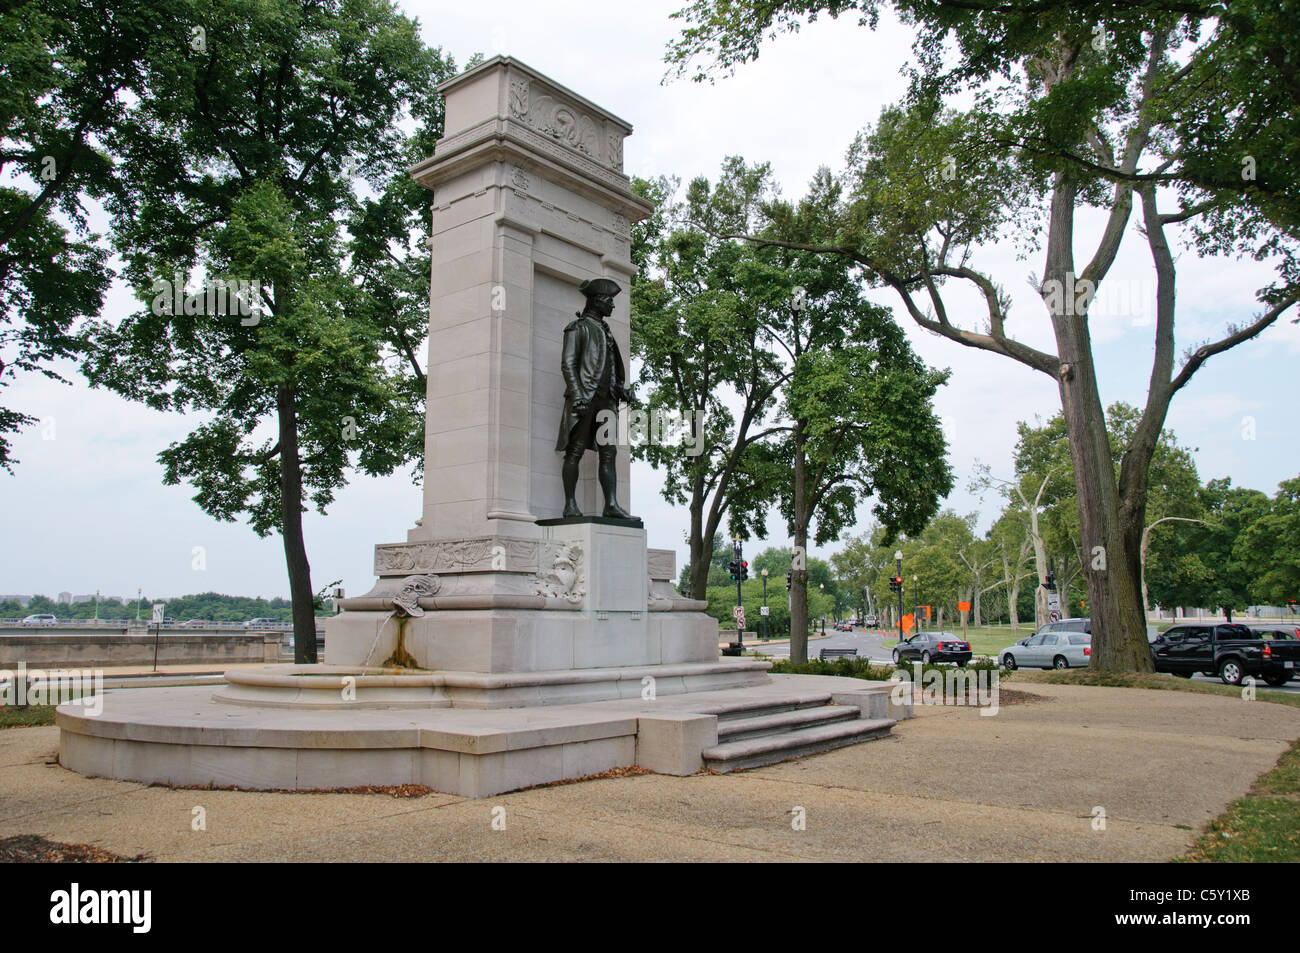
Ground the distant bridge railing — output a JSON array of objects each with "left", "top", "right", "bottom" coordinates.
[{"left": 0, "top": 618, "right": 297, "bottom": 630}]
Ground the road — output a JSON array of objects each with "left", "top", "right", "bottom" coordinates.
[
  {"left": 753, "top": 626, "right": 1300, "bottom": 694},
  {"left": 755, "top": 626, "right": 897, "bottom": 663}
]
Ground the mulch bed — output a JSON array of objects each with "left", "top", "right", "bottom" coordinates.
[
  {"left": 991, "top": 688, "right": 1045, "bottom": 706},
  {"left": 0, "top": 834, "right": 147, "bottom": 863}
]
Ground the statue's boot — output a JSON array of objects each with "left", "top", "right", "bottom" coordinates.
[
  {"left": 598, "top": 453, "right": 634, "bottom": 520},
  {"left": 561, "top": 452, "right": 583, "bottom": 518}
]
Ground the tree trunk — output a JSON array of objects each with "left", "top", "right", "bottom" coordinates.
[
  {"left": 788, "top": 422, "right": 810, "bottom": 664},
  {"left": 1044, "top": 174, "right": 1152, "bottom": 672},
  {"left": 687, "top": 496, "right": 710, "bottom": 600},
  {"left": 277, "top": 384, "right": 317, "bottom": 664},
  {"left": 1005, "top": 549, "right": 1022, "bottom": 629},
  {"left": 1028, "top": 508, "right": 1049, "bottom": 628}
]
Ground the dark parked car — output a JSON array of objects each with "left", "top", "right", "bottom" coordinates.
[
  {"left": 892, "top": 632, "right": 972, "bottom": 666},
  {"left": 1150, "top": 623, "right": 1300, "bottom": 686}
]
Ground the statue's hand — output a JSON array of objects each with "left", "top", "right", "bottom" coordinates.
[{"left": 572, "top": 399, "right": 590, "bottom": 414}]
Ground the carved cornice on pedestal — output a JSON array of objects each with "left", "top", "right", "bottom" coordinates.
[{"left": 410, "top": 57, "right": 652, "bottom": 225}]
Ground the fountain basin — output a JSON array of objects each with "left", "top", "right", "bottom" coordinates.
[{"left": 213, "top": 659, "right": 773, "bottom": 710}]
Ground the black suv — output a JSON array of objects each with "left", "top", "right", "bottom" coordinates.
[{"left": 1150, "top": 623, "right": 1300, "bottom": 685}]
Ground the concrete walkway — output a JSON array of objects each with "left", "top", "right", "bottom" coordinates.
[{"left": 1, "top": 683, "right": 1296, "bottom": 861}]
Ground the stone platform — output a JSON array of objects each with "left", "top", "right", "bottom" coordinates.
[{"left": 56, "top": 674, "right": 907, "bottom": 798}]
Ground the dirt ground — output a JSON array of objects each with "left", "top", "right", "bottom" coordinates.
[{"left": 2, "top": 682, "right": 1296, "bottom": 862}]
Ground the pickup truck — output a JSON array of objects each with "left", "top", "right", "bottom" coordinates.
[{"left": 1150, "top": 622, "right": 1300, "bottom": 686}]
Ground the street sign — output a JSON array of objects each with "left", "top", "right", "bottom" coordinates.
[
  {"left": 958, "top": 601, "right": 970, "bottom": 613},
  {"left": 1046, "top": 588, "right": 1062, "bottom": 623},
  {"left": 151, "top": 602, "right": 166, "bottom": 672},
  {"left": 733, "top": 605, "right": 746, "bottom": 630},
  {"left": 760, "top": 605, "right": 769, "bottom": 617}
]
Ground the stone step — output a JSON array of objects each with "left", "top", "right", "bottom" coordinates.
[
  {"left": 702, "top": 717, "right": 896, "bottom": 774},
  {"left": 705, "top": 692, "right": 836, "bottom": 722},
  {"left": 717, "top": 704, "right": 863, "bottom": 742}
]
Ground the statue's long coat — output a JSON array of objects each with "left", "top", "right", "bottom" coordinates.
[{"left": 555, "top": 314, "right": 627, "bottom": 451}]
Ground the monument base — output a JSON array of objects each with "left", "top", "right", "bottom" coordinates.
[{"left": 57, "top": 674, "right": 905, "bottom": 798}]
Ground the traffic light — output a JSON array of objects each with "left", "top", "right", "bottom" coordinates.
[
  {"left": 741, "top": 560, "right": 749, "bottom": 581},
  {"left": 785, "top": 573, "right": 792, "bottom": 591},
  {"left": 888, "top": 575, "right": 903, "bottom": 592},
  {"left": 728, "top": 560, "right": 739, "bottom": 581}
]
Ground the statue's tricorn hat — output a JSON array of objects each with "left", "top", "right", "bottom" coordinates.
[{"left": 579, "top": 277, "right": 621, "bottom": 299}]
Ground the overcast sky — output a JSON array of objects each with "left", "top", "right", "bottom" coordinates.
[{"left": 2, "top": 0, "right": 1296, "bottom": 603}]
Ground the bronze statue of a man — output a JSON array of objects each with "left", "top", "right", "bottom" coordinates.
[{"left": 554, "top": 277, "right": 635, "bottom": 520}]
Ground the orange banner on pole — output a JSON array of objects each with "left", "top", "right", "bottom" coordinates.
[{"left": 958, "top": 601, "right": 970, "bottom": 612}]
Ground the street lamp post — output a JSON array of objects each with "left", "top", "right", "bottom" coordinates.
[
  {"left": 912, "top": 575, "right": 918, "bottom": 632},
  {"left": 819, "top": 583, "right": 825, "bottom": 635},
  {"left": 733, "top": 537, "right": 744, "bottom": 649},
  {"left": 761, "top": 569, "right": 769, "bottom": 640},
  {"left": 895, "top": 551, "right": 903, "bottom": 644}
]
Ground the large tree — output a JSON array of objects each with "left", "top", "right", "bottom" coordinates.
[
  {"left": 83, "top": 0, "right": 454, "bottom": 660},
  {"left": 630, "top": 160, "right": 790, "bottom": 599},
  {"left": 728, "top": 170, "right": 953, "bottom": 662},
  {"left": 1235, "top": 477, "right": 1300, "bottom": 607},
  {"left": 1147, "top": 477, "right": 1268, "bottom": 620},
  {"left": 666, "top": 1, "right": 1300, "bottom": 671},
  {"left": 0, "top": 0, "right": 197, "bottom": 468}
]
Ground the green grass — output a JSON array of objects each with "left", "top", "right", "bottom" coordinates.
[
  {"left": 1180, "top": 739, "right": 1300, "bottom": 862},
  {"left": 0, "top": 706, "right": 58, "bottom": 729}
]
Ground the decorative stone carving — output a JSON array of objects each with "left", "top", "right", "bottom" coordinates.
[
  {"left": 501, "top": 79, "right": 619, "bottom": 171},
  {"left": 510, "top": 164, "right": 530, "bottom": 191},
  {"left": 533, "top": 541, "right": 586, "bottom": 604},
  {"left": 496, "top": 122, "right": 633, "bottom": 192},
  {"left": 374, "top": 538, "right": 539, "bottom": 576},
  {"left": 529, "top": 93, "right": 600, "bottom": 159},
  {"left": 509, "top": 78, "right": 529, "bottom": 120},
  {"left": 393, "top": 575, "right": 442, "bottom": 617}
]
